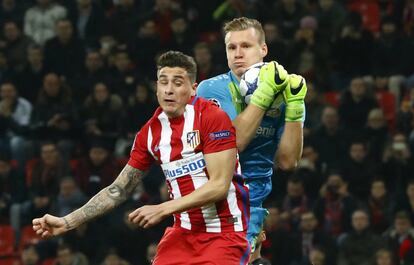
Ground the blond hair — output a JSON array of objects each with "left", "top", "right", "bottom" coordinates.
[{"left": 223, "top": 17, "right": 265, "bottom": 44}]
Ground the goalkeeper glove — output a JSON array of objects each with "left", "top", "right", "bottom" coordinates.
[
  {"left": 250, "top": 61, "right": 290, "bottom": 110},
  {"left": 283, "top": 74, "right": 307, "bottom": 122}
]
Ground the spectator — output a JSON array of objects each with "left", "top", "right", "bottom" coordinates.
[
  {"left": 107, "top": 0, "right": 139, "bottom": 43},
  {"left": 116, "top": 82, "right": 156, "bottom": 158},
  {"left": 303, "top": 82, "right": 325, "bottom": 136},
  {"left": 310, "top": 105, "right": 350, "bottom": 171},
  {"left": 0, "top": 0, "right": 26, "bottom": 28},
  {"left": 0, "top": 82, "right": 32, "bottom": 167},
  {"left": 50, "top": 176, "right": 87, "bottom": 217},
  {"left": 341, "top": 140, "right": 376, "bottom": 202},
  {"left": 308, "top": 247, "right": 328, "bottom": 265},
  {"left": 363, "top": 108, "right": 390, "bottom": 163},
  {"left": 1, "top": 20, "right": 34, "bottom": 72},
  {"left": 382, "top": 133, "right": 414, "bottom": 196},
  {"left": 80, "top": 82, "right": 122, "bottom": 145},
  {"left": 20, "top": 244, "right": 42, "bottom": 265},
  {"left": 263, "top": 21, "right": 288, "bottom": 66},
  {"left": 337, "top": 209, "right": 384, "bottom": 265},
  {"left": 55, "top": 242, "right": 89, "bottom": 265},
  {"left": 374, "top": 248, "right": 396, "bottom": 265},
  {"left": 68, "top": 0, "right": 106, "bottom": 47},
  {"left": 273, "top": 0, "right": 305, "bottom": 40},
  {"left": 70, "top": 50, "right": 108, "bottom": 103},
  {"left": 315, "top": 0, "right": 346, "bottom": 42},
  {"left": 292, "top": 211, "right": 336, "bottom": 264},
  {"left": 279, "top": 175, "right": 310, "bottom": 232},
  {"left": 106, "top": 48, "right": 138, "bottom": 101},
  {"left": 0, "top": 154, "right": 25, "bottom": 223},
  {"left": 338, "top": 77, "right": 378, "bottom": 132},
  {"left": 395, "top": 179, "right": 414, "bottom": 224},
  {"left": 30, "top": 72, "right": 78, "bottom": 158},
  {"left": 164, "top": 15, "right": 196, "bottom": 55},
  {"left": 313, "top": 173, "right": 357, "bottom": 238},
  {"left": 288, "top": 15, "right": 330, "bottom": 88},
  {"left": 100, "top": 250, "right": 131, "bottom": 265},
  {"left": 383, "top": 211, "right": 414, "bottom": 265},
  {"left": 25, "top": 142, "right": 71, "bottom": 219},
  {"left": 74, "top": 141, "right": 118, "bottom": 197},
  {"left": 44, "top": 19, "right": 85, "bottom": 79},
  {"left": 363, "top": 178, "right": 394, "bottom": 234},
  {"left": 331, "top": 12, "right": 374, "bottom": 89},
  {"left": 24, "top": 0, "right": 67, "bottom": 45},
  {"left": 14, "top": 44, "right": 46, "bottom": 103},
  {"left": 193, "top": 42, "right": 223, "bottom": 82}
]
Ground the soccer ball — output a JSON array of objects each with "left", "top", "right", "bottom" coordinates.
[{"left": 239, "top": 62, "right": 267, "bottom": 104}]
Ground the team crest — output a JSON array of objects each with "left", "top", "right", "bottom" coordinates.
[{"left": 187, "top": 130, "right": 200, "bottom": 149}]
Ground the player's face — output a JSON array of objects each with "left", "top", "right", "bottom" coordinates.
[
  {"left": 157, "top": 67, "right": 196, "bottom": 118},
  {"left": 225, "top": 28, "right": 267, "bottom": 79}
]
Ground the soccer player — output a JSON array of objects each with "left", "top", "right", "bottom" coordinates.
[
  {"left": 196, "top": 17, "right": 307, "bottom": 259},
  {"left": 32, "top": 51, "right": 251, "bottom": 264}
]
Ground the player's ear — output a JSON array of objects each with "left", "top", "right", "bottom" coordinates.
[
  {"left": 191, "top": 83, "right": 198, "bottom": 96},
  {"left": 261, "top": 43, "right": 268, "bottom": 58}
]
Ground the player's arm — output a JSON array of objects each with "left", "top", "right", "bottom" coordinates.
[
  {"left": 235, "top": 62, "right": 290, "bottom": 151},
  {"left": 275, "top": 74, "right": 307, "bottom": 170},
  {"left": 32, "top": 164, "right": 146, "bottom": 237},
  {"left": 232, "top": 105, "right": 265, "bottom": 152},
  {"left": 162, "top": 148, "right": 236, "bottom": 212}
]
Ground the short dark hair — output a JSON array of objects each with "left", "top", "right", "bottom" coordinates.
[{"left": 157, "top": 51, "right": 197, "bottom": 83}]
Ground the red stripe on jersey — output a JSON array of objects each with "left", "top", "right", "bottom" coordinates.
[{"left": 215, "top": 198, "right": 233, "bottom": 231}]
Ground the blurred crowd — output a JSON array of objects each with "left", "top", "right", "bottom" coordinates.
[{"left": 0, "top": 0, "right": 414, "bottom": 264}]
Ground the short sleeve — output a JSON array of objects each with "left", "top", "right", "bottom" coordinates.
[
  {"left": 127, "top": 125, "right": 154, "bottom": 170},
  {"left": 200, "top": 103, "right": 237, "bottom": 154},
  {"left": 197, "top": 79, "right": 238, "bottom": 121}
]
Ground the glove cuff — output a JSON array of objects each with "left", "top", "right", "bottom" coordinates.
[{"left": 285, "top": 102, "right": 305, "bottom": 122}]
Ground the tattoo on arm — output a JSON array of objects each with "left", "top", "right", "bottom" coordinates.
[{"left": 64, "top": 165, "right": 145, "bottom": 229}]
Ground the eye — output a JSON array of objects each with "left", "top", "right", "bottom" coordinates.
[{"left": 174, "top": 80, "right": 183, "bottom": 86}]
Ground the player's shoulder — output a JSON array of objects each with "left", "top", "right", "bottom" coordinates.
[
  {"left": 197, "top": 72, "right": 232, "bottom": 91},
  {"left": 194, "top": 97, "right": 230, "bottom": 119}
]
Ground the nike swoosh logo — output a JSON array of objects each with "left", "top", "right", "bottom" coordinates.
[
  {"left": 290, "top": 78, "right": 304, "bottom": 95},
  {"left": 273, "top": 62, "right": 284, "bottom": 85}
]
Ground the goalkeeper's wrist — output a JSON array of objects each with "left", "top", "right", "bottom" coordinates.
[
  {"left": 285, "top": 102, "right": 305, "bottom": 122},
  {"left": 250, "top": 87, "right": 275, "bottom": 110}
]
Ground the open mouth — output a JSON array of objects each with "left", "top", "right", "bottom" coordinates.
[{"left": 164, "top": 99, "right": 175, "bottom": 103}]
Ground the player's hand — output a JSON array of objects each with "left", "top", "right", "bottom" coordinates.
[
  {"left": 250, "top": 61, "right": 290, "bottom": 110},
  {"left": 32, "top": 214, "right": 67, "bottom": 238},
  {"left": 283, "top": 74, "right": 307, "bottom": 122},
  {"left": 128, "top": 205, "right": 167, "bottom": 229}
]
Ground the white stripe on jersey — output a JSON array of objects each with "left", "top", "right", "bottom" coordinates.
[
  {"left": 158, "top": 111, "right": 191, "bottom": 230},
  {"left": 228, "top": 182, "right": 244, "bottom": 231},
  {"left": 191, "top": 176, "right": 221, "bottom": 232},
  {"left": 169, "top": 178, "right": 191, "bottom": 230},
  {"left": 181, "top": 105, "right": 196, "bottom": 157},
  {"left": 147, "top": 126, "right": 155, "bottom": 160},
  {"left": 158, "top": 112, "right": 172, "bottom": 164}
]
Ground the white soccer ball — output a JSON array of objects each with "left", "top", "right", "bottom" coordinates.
[{"left": 239, "top": 62, "right": 267, "bottom": 104}]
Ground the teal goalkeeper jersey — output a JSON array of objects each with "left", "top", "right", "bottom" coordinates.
[{"left": 196, "top": 71, "right": 285, "bottom": 180}]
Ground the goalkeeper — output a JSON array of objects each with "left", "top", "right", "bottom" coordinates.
[{"left": 196, "top": 17, "right": 306, "bottom": 261}]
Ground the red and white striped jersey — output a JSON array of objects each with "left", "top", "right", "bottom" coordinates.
[{"left": 128, "top": 97, "right": 249, "bottom": 233}]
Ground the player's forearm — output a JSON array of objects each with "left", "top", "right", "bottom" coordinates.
[
  {"left": 233, "top": 104, "right": 265, "bottom": 152},
  {"left": 62, "top": 165, "right": 145, "bottom": 230},
  {"left": 160, "top": 178, "right": 230, "bottom": 216},
  {"left": 161, "top": 149, "right": 236, "bottom": 215},
  {"left": 276, "top": 121, "right": 303, "bottom": 171}
]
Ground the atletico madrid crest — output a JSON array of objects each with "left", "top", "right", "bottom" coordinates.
[{"left": 187, "top": 130, "right": 200, "bottom": 149}]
